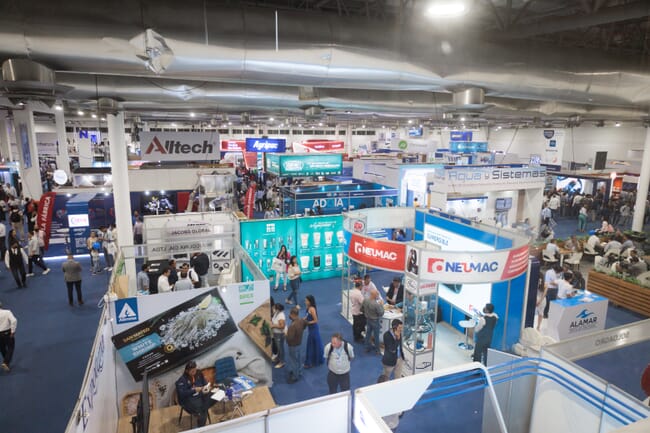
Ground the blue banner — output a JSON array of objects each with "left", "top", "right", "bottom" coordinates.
[
  {"left": 245, "top": 137, "right": 286, "bottom": 152},
  {"left": 449, "top": 141, "right": 488, "bottom": 153},
  {"left": 450, "top": 131, "right": 473, "bottom": 141}
]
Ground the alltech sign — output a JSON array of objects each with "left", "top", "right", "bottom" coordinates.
[
  {"left": 140, "top": 132, "right": 219, "bottom": 161},
  {"left": 346, "top": 234, "right": 406, "bottom": 271}
]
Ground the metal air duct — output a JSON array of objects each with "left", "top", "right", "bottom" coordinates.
[{"left": 1, "top": 58, "right": 72, "bottom": 106}]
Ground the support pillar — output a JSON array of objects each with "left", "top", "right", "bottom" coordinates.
[
  {"left": 0, "top": 113, "right": 13, "bottom": 161},
  {"left": 107, "top": 112, "right": 137, "bottom": 295},
  {"left": 12, "top": 104, "right": 43, "bottom": 199},
  {"left": 54, "top": 110, "right": 71, "bottom": 178},
  {"left": 632, "top": 128, "right": 650, "bottom": 231}
]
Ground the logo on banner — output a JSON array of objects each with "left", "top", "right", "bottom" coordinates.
[
  {"left": 353, "top": 220, "right": 366, "bottom": 233},
  {"left": 427, "top": 258, "right": 499, "bottom": 273},
  {"left": 116, "top": 298, "right": 139, "bottom": 324},
  {"left": 245, "top": 138, "right": 286, "bottom": 152},
  {"left": 569, "top": 309, "right": 598, "bottom": 333},
  {"left": 347, "top": 234, "right": 406, "bottom": 271},
  {"left": 145, "top": 136, "right": 214, "bottom": 155},
  {"left": 543, "top": 130, "right": 555, "bottom": 139}
]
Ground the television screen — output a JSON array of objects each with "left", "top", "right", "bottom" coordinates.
[
  {"left": 495, "top": 198, "right": 512, "bottom": 211},
  {"left": 408, "top": 127, "right": 423, "bottom": 137}
]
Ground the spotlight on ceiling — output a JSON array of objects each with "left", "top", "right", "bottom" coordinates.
[
  {"left": 615, "top": 121, "right": 621, "bottom": 127},
  {"left": 54, "top": 103, "right": 63, "bottom": 111},
  {"left": 91, "top": 113, "right": 97, "bottom": 119},
  {"left": 77, "top": 110, "right": 84, "bottom": 116},
  {"left": 426, "top": 1, "right": 467, "bottom": 18},
  {"left": 190, "top": 112, "right": 195, "bottom": 118}
]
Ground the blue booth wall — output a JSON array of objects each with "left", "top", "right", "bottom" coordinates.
[{"left": 415, "top": 211, "right": 526, "bottom": 351}]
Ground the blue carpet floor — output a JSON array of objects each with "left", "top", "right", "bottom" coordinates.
[{"left": 0, "top": 216, "right": 647, "bottom": 433}]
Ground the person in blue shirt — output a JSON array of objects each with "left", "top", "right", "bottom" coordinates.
[{"left": 175, "top": 361, "right": 216, "bottom": 427}]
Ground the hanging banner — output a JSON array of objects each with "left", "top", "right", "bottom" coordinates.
[
  {"left": 245, "top": 137, "right": 286, "bottom": 153},
  {"left": 220, "top": 140, "right": 246, "bottom": 152},
  {"left": 111, "top": 289, "right": 237, "bottom": 381},
  {"left": 297, "top": 140, "right": 345, "bottom": 153},
  {"left": 36, "top": 192, "right": 56, "bottom": 250},
  {"left": 140, "top": 132, "right": 219, "bottom": 161},
  {"left": 418, "top": 244, "right": 529, "bottom": 283},
  {"left": 542, "top": 129, "right": 565, "bottom": 170},
  {"left": 243, "top": 183, "right": 257, "bottom": 218},
  {"left": 346, "top": 234, "right": 407, "bottom": 271},
  {"left": 266, "top": 153, "right": 343, "bottom": 176}
]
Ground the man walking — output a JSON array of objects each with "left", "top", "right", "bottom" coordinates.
[
  {"left": 286, "top": 307, "right": 307, "bottom": 384},
  {"left": 381, "top": 319, "right": 405, "bottom": 380},
  {"left": 362, "top": 289, "right": 384, "bottom": 354},
  {"left": 0, "top": 301, "right": 17, "bottom": 372},
  {"left": 323, "top": 333, "right": 354, "bottom": 394},
  {"left": 62, "top": 254, "right": 83, "bottom": 306},
  {"left": 350, "top": 281, "right": 366, "bottom": 342},
  {"left": 5, "top": 241, "right": 28, "bottom": 288},
  {"left": 26, "top": 230, "right": 50, "bottom": 276}
]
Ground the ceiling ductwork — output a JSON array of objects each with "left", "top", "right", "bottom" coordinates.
[
  {"left": 96, "top": 97, "right": 120, "bottom": 115},
  {"left": 304, "top": 106, "right": 322, "bottom": 118},
  {"left": 1, "top": 58, "right": 72, "bottom": 107},
  {"left": 0, "top": 1, "right": 648, "bottom": 122}
]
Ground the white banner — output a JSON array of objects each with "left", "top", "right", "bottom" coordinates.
[
  {"left": 432, "top": 166, "right": 546, "bottom": 193},
  {"left": 140, "top": 132, "right": 219, "bottom": 161},
  {"left": 418, "top": 245, "right": 529, "bottom": 284},
  {"left": 542, "top": 129, "right": 565, "bottom": 168},
  {"left": 37, "top": 141, "right": 58, "bottom": 156}
]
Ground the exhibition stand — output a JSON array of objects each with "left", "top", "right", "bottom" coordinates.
[
  {"left": 240, "top": 214, "right": 345, "bottom": 282},
  {"left": 546, "top": 292, "right": 608, "bottom": 341}
]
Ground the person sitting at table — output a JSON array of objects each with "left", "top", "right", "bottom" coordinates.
[
  {"left": 556, "top": 271, "right": 576, "bottom": 300},
  {"left": 603, "top": 236, "right": 623, "bottom": 255},
  {"left": 587, "top": 234, "right": 605, "bottom": 255},
  {"left": 616, "top": 255, "right": 648, "bottom": 277},
  {"left": 175, "top": 361, "right": 217, "bottom": 427},
  {"left": 544, "top": 238, "right": 560, "bottom": 260},
  {"left": 596, "top": 220, "right": 615, "bottom": 235},
  {"left": 620, "top": 234, "right": 635, "bottom": 253},
  {"left": 564, "top": 235, "right": 582, "bottom": 252}
]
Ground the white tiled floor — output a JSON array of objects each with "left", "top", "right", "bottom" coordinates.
[{"left": 434, "top": 322, "right": 475, "bottom": 369}]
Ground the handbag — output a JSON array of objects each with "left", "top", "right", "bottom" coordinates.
[{"left": 271, "top": 257, "right": 285, "bottom": 272}]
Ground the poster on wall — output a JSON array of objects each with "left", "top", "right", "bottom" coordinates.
[
  {"left": 295, "top": 215, "right": 345, "bottom": 280},
  {"left": 112, "top": 289, "right": 237, "bottom": 381}
]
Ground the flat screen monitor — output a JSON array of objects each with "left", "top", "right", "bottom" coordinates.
[
  {"left": 594, "top": 151, "right": 607, "bottom": 170},
  {"left": 495, "top": 197, "right": 512, "bottom": 211},
  {"left": 408, "top": 127, "right": 423, "bottom": 137}
]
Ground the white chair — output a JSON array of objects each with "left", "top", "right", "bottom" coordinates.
[
  {"left": 564, "top": 252, "right": 583, "bottom": 270},
  {"left": 542, "top": 251, "right": 559, "bottom": 266},
  {"left": 583, "top": 243, "right": 599, "bottom": 257}
]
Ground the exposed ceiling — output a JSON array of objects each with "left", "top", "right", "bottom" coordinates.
[{"left": 0, "top": 0, "right": 649, "bottom": 128}]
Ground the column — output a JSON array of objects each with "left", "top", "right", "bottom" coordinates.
[
  {"left": 54, "top": 110, "right": 71, "bottom": 178},
  {"left": 107, "top": 111, "right": 137, "bottom": 295},
  {"left": 0, "top": 112, "right": 13, "bottom": 161},
  {"left": 631, "top": 128, "right": 650, "bottom": 231},
  {"left": 12, "top": 104, "right": 43, "bottom": 199}
]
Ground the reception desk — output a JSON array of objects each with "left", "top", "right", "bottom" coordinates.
[{"left": 547, "top": 292, "right": 608, "bottom": 341}]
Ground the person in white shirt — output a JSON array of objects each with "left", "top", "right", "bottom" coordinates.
[
  {"left": 557, "top": 272, "right": 576, "bottom": 299},
  {"left": 26, "top": 230, "right": 50, "bottom": 276},
  {"left": 0, "top": 301, "right": 17, "bottom": 372},
  {"left": 361, "top": 274, "right": 377, "bottom": 299},
  {"left": 543, "top": 264, "right": 561, "bottom": 318},
  {"left": 157, "top": 268, "right": 174, "bottom": 293},
  {"left": 349, "top": 281, "right": 366, "bottom": 342},
  {"left": 544, "top": 239, "right": 560, "bottom": 259},
  {"left": 587, "top": 234, "right": 604, "bottom": 254}
]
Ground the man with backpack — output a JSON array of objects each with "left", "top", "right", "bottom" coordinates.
[{"left": 323, "top": 332, "right": 354, "bottom": 394}]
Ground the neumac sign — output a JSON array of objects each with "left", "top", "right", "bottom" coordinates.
[
  {"left": 346, "top": 234, "right": 406, "bottom": 271},
  {"left": 419, "top": 245, "right": 529, "bottom": 283},
  {"left": 140, "top": 132, "right": 219, "bottom": 161}
]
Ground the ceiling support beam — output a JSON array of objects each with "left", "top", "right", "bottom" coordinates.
[{"left": 497, "top": 1, "right": 650, "bottom": 39}]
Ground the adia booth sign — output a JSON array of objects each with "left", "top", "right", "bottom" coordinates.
[{"left": 140, "top": 132, "right": 219, "bottom": 162}]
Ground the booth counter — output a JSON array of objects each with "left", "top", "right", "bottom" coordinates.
[{"left": 546, "top": 292, "right": 608, "bottom": 341}]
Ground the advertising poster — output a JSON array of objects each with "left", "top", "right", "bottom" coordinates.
[
  {"left": 347, "top": 234, "right": 407, "bottom": 272},
  {"left": 19, "top": 123, "right": 32, "bottom": 169},
  {"left": 36, "top": 192, "right": 56, "bottom": 250},
  {"left": 139, "top": 132, "right": 220, "bottom": 162},
  {"left": 542, "top": 129, "right": 565, "bottom": 170},
  {"left": 265, "top": 153, "right": 343, "bottom": 176},
  {"left": 112, "top": 289, "right": 237, "bottom": 381},
  {"left": 240, "top": 218, "right": 296, "bottom": 279},
  {"left": 295, "top": 215, "right": 345, "bottom": 281}
]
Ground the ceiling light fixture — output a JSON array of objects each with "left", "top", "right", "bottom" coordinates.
[
  {"left": 408, "top": 120, "right": 413, "bottom": 124},
  {"left": 91, "top": 113, "right": 97, "bottom": 119},
  {"left": 615, "top": 121, "right": 621, "bottom": 127},
  {"left": 171, "top": 122, "right": 177, "bottom": 127},
  {"left": 426, "top": 1, "right": 467, "bottom": 18},
  {"left": 101, "top": 117, "right": 106, "bottom": 121},
  {"left": 190, "top": 112, "right": 195, "bottom": 117},
  {"left": 77, "top": 110, "right": 84, "bottom": 116},
  {"left": 460, "top": 116, "right": 466, "bottom": 122},
  {"left": 269, "top": 117, "right": 274, "bottom": 122},
  {"left": 54, "top": 104, "right": 63, "bottom": 111}
]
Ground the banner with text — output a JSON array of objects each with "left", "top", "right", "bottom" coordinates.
[
  {"left": 140, "top": 132, "right": 219, "bottom": 162},
  {"left": 346, "top": 233, "right": 407, "bottom": 271},
  {"left": 36, "top": 192, "right": 56, "bottom": 250}
]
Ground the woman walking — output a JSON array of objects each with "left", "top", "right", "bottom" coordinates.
[
  {"left": 578, "top": 204, "right": 588, "bottom": 232},
  {"left": 303, "top": 295, "right": 324, "bottom": 369},
  {"left": 285, "top": 256, "right": 302, "bottom": 305}
]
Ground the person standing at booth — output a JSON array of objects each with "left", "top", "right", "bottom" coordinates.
[
  {"left": 350, "top": 281, "right": 366, "bottom": 343},
  {"left": 62, "top": 254, "right": 83, "bottom": 306},
  {"left": 472, "top": 303, "right": 498, "bottom": 365},
  {"left": 382, "top": 319, "right": 404, "bottom": 380},
  {"left": 274, "top": 245, "right": 291, "bottom": 292},
  {"left": 543, "top": 264, "right": 562, "bottom": 319},
  {"left": 363, "top": 289, "right": 385, "bottom": 354},
  {"left": 190, "top": 252, "right": 210, "bottom": 287},
  {"left": 286, "top": 307, "right": 307, "bottom": 384},
  {"left": 303, "top": 295, "right": 324, "bottom": 369},
  {"left": 137, "top": 263, "right": 150, "bottom": 294}
]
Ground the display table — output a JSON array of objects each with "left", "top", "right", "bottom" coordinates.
[
  {"left": 381, "top": 307, "right": 403, "bottom": 335},
  {"left": 546, "top": 292, "right": 608, "bottom": 341}
]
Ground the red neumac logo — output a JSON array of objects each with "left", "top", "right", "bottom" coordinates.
[{"left": 145, "top": 136, "right": 214, "bottom": 155}]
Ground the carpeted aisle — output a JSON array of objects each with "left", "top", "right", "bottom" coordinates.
[{"left": 0, "top": 254, "right": 108, "bottom": 433}]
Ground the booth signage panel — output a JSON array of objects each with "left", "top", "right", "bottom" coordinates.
[
  {"left": 301, "top": 140, "right": 345, "bottom": 152},
  {"left": 111, "top": 289, "right": 237, "bottom": 381},
  {"left": 542, "top": 129, "right": 565, "bottom": 169},
  {"left": 164, "top": 220, "right": 212, "bottom": 239},
  {"left": 547, "top": 294, "right": 608, "bottom": 341},
  {"left": 140, "top": 132, "right": 219, "bottom": 161},
  {"left": 220, "top": 139, "right": 246, "bottom": 152},
  {"left": 295, "top": 216, "right": 345, "bottom": 279},
  {"left": 423, "top": 223, "right": 494, "bottom": 252},
  {"left": 267, "top": 153, "right": 343, "bottom": 176},
  {"left": 347, "top": 234, "right": 407, "bottom": 271},
  {"left": 240, "top": 218, "right": 297, "bottom": 278},
  {"left": 433, "top": 166, "right": 546, "bottom": 192},
  {"left": 450, "top": 131, "right": 473, "bottom": 141},
  {"left": 245, "top": 137, "right": 286, "bottom": 152},
  {"left": 418, "top": 245, "right": 529, "bottom": 283},
  {"left": 449, "top": 141, "right": 488, "bottom": 153},
  {"left": 37, "top": 141, "right": 58, "bottom": 156}
]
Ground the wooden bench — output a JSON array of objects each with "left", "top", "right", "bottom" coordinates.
[{"left": 587, "top": 270, "right": 650, "bottom": 317}]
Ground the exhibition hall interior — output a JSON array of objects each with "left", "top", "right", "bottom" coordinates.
[{"left": 0, "top": 1, "right": 650, "bottom": 432}]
